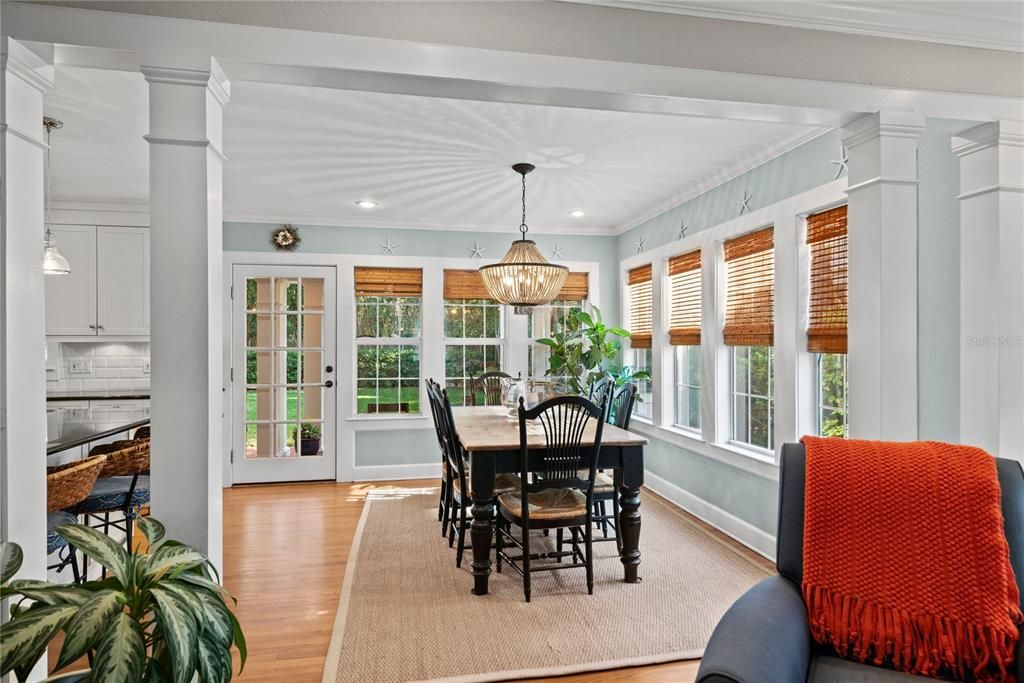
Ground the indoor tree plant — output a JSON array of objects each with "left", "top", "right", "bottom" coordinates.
[
  {"left": 537, "top": 306, "right": 650, "bottom": 396},
  {"left": 1, "top": 518, "right": 246, "bottom": 683}
]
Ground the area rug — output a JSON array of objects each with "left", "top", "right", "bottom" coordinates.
[{"left": 321, "top": 488, "right": 771, "bottom": 683}]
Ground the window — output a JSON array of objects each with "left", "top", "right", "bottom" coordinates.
[
  {"left": 806, "top": 205, "right": 849, "bottom": 436},
  {"left": 723, "top": 227, "right": 774, "bottom": 450},
  {"left": 669, "top": 249, "right": 702, "bottom": 431},
  {"left": 444, "top": 270, "right": 504, "bottom": 406},
  {"left": 527, "top": 272, "right": 589, "bottom": 378},
  {"left": 355, "top": 267, "right": 422, "bottom": 414},
  {"left": 627, "top": 264, "right": 654, "bottom": 419}
]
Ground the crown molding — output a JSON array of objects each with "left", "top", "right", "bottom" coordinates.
[
  {"left": 612, "top": 125, "right": 830, "bottom": 235},
  {"left": 563, "top": 0, "right": 1024, "bottom": 53},
  {"left": 1, "top": 38, "right": 54, "bottom": 93}
]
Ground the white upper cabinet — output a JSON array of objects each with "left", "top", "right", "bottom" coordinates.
[
  {"left": 45, "top": 225, "right": 98, "bottom": 335},
  {"left": 45, "top": 225, "right": 150, "bottom": 337},
  {"left": 97, "top": 227, "right": 150, "bottom": 336}
]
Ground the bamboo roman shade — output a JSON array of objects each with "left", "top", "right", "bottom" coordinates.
[
  {"left": 354, "top": 267, "right": 423, "bottom": 296},
  {"left": 806, "top": 205, "right": 848, "bottom": 354},
  {"left": 443, "top": 269, "right": 493, "bottom": 300},
  {"left": 627, "top": 264, "right": 653, "bottom": 349},
  {"left": 723, "top": 227, "right": 774, "bottom": 347},
  {"left": 558, "top": 271, "right": 590, "bottom": 301},
  {"left": 668, "top": 249, "right": 702, "bottom": 346}
]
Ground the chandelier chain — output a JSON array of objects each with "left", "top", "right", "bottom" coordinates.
[{"left": 520, "top": 172, "right": 528, "bottom": 239}]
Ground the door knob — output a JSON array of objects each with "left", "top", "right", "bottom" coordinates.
[{"left": 323, "top": 380, "right": 334, "bottom": 388}]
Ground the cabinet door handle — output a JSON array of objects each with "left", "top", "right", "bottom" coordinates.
[
  {"left": 88, "top": 324, "right": 96, "bottom": 330},
  {"left": 96, "top": 324, "right": 105, "bottom": 331}
]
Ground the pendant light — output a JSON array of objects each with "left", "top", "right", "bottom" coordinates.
[
  {"left": 42, "top": 116, "right": 70, "bottom": 275},
  {"left": 479, "top": 163, "right": 567, "bottom": 313}
]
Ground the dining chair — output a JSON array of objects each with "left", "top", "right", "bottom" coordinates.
[
  {"left": 425, "top": 379, "right": 452, "bottom": 534},
  {"left": 471, "top": 370, "right": 511, "bottom": 406},
  {"left": 430, "top": 380, "right": 520, "bottom": 568},
  {"left": 495, "top": 389, "right": 609, "bottom": 602},
  {"left": 46, "top": 454, "right": 107, "bottom": 583},
  {"left": 591, "top": 383, "right": 637, "bottom": 553}
]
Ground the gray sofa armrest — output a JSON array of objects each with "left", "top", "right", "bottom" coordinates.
[{"left": 696, "top": 575, "right": 812, "bottom": 683}]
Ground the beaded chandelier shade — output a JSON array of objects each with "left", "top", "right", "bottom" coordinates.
[{"left": 479, "top": 163, "right": 567, "bottom": 313}]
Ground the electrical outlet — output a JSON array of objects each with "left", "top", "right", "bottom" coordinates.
[
  {"left": 69, "top": 359, "right": 92, "bottom": 374},
  {"left": 143, "top": 360, "right": 151, "bottom": 374}
]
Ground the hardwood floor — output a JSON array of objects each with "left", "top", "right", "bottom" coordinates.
[{"left": 222, "top": 479, "right": 772, "bottom": 682}]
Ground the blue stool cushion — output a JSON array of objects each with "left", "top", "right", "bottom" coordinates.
[
  {"left": 47, "top": 510, "right": 78, "bottom": 554},
  {"left": 78, "top": 475, "right": 151, "bottom": 513}
]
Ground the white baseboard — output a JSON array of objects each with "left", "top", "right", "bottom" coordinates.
[
  {"left": 643, "top": 470, "right": 777, "bottom": 561},
  {"left": 351, "top": 462, "right": 441, "bottom": 482}
]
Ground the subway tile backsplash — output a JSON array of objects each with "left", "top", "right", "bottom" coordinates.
[{"left": 47, "top": 341, "right": 151, "bottom": 392}]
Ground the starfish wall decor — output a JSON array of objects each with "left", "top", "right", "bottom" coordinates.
[
  {"left": 831, "top": 145, "right": 849, "bottom": 180},
  {"left": 678, "top": 220, "right": 689, "bottom": 240},
  {"left": 469, "top": 242, "right": 486, "bottom": 258},
  {"left": 380, "top": 238, "right": 398, "bottom": 255},
  {"left": 737, "top": 191, "right": 752, "bottom": 215},
  {"left": 551, "top": 243, "right": 565, "bottom": 259},
  {"left": 636, "top": 238, "right": 646, "bottom": 254}
]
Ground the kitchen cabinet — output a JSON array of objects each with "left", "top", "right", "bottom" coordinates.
[{"left": 45, "top": 225, "right": 150, "bottom": 337}]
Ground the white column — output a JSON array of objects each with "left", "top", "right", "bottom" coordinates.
[
  {"left": 842, "top": 111, "right": 925, "bottom": 441},
  {"left": 142, "top": 61, "right": 229, "bottom": 565},
  {"left": 953, "top": 121, "right": 1024, "bottom": 460},
  {"left": 1, "top": 39, "right": 53, "bottom": 585}
]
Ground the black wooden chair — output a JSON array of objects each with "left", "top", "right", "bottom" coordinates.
[
  {"left": 495, "top": 389, "right": 609, "bottom": 602},
  {"left": 428, "top": 379, "right": 519, "bottom": 567},
  {"left": 425, "top": 379, "right": 451, "bottom": 535},
  {"left": 591, "top": 383, "right": 637, "bottom": 553},
  {"left": 471, "top": 371, "right": 510, "bottom": 406}
]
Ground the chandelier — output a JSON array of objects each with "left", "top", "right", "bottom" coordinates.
[{"left": 479, "top": 163, "right": 567, "bottom": 313}]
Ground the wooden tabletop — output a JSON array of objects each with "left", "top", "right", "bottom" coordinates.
[{"left": 452, "top": 406, "right": 648, "bottom": 452}]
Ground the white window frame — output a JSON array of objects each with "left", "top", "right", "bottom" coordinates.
[
  {"left": 673, "top": 344, "right": 701, "bottom": 433},
  {"left": 442, "top": 298, "right": 506, "bottom": 406},
  {"left": 618, "top": 178, "right": 848, "bottom": 477},
  {"left": 354, "top": 294, "right": 423, "bottom": 416},
  {"left": 729, "top": 345, "right": 775, "bottom": 453},
  {"left": 815, "top": 352, "right": 849, "bottom": 437}
]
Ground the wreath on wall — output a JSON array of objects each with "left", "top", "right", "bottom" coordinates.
[{"left": 271, "top": 224, "right": 301, "bottom": 251}]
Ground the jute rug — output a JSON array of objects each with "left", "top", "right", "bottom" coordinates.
[{"left": 322, "top": 488, "right": 770, "bottom": 683}]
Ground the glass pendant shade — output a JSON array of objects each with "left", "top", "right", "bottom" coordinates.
[
  {"left": 43, "top": 231, "right": 71, "bottom": 275},
  {"left": 480, "top": 162, "right": 567, "bottom": 311},
  {"left": 479, "top": 239, "right": 568, "bottom": 311}
]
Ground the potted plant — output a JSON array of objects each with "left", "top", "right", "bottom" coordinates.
[
  {"left": 1, "top": 518, "right": 246, "bottom": 683},
  {"left": 537, "top": 306, "right": 650, "bottom": 397},
  {"left": 292, "top": 422, "right": 322, "bottom": 456}
]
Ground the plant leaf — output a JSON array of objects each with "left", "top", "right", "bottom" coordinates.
[
  {"left": 55, "top": 590, "right": 126, "bottom": 671},
  {"left": 1, "top": 542, "right": 23, "bottom": 583},
  {"left": 159, "top": 580, "right": 206, "bottom": 627},
  {"left": 136, "top": 517, "right": 166, "bottom": 547},
  {"left": 92, "top": 612, "right": 145, "bottom": 683},
  {"left": 145, "top": 543, "right": 208, "bottom": 582},
  {"left": 229, "top": 608, "right": 247, "bottom": 673},
  {"left": 56, "top": 524, "right": 130, "bottom": 586},
  {"left": 0, "top": 604, "right": 77, "bottom": 677},
  {"left": 608, "top": 327, "right": 630, "bottom": 338},
  {"left": 7, "top": 580, "right": 92, "bottom": 606},
  {"left": 183, "top": 585, "right": 234, "bottom": 648},
  {"left": 196, "top": 631, "right": 233, "bottom": 683},
  {"left": 574, "top": 310, "right": 593, "bottom": 327},
  {"left": 535, "top": 338, "right": 556, "bottom": 348},
  {"left": 150, "top": 586, "right": 198, "bottom": 683}
]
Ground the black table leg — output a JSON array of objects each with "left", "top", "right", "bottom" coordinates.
[
  {"left": 469, "top": 450, "right": 496, "bottom": 595},
  {"left": 619, "top": 445, "right": 643, "bottom": 583}
]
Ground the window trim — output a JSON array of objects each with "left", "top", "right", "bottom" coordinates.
[{"left": 672, "top": 344, "right": 702, "bottom": 433}]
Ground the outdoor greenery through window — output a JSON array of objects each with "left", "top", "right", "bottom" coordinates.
[
  {"left": 817, "top": 353, "right": 848, "bottom": 437},
  {"left": 528, "top": 299, "right": 585, "bottom": 378},
  {"left": 731, "top": 346, "right": 774, "bottom": 451},
  {"left": 356, "top": 295, "right": 422, "bottom": 414},
  {"left": 674, "top": 345, "right": 701, "bottom": 431},
  {"left": 632, "top": 348, "right": 653, "bottom": 419},
  {"left": 445, "top": 298, "right": 503, "bottom": 406}
]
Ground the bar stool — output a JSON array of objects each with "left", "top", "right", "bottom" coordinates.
[
  {"left": 45, "top": 455, "right": 106, "bottom": 583},
  {"left": 78, "top": 439, "right": 151, "bottom": 553}
]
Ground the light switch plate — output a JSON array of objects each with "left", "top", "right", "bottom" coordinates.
[
  {"left": 69, "top": 359, "right": 92, "bottom": 374},
  {"left": 143, "top": 360, "right": 151, "bottom": 374}
]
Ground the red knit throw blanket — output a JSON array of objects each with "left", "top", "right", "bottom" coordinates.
[{"left": 802, "top": 436, "right": 1022, "bottom": 682}]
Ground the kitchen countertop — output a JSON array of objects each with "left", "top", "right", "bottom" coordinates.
[
  {"left": 47, "top": 390, "right": 150, "bottom": 402},
  {"left": 47, "top": 405, "right": 149, "bottom": 456}
]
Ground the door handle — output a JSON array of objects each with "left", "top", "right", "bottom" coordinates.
[
  {"left": 323, "top": 380, "right": 334, "bottom": 388},
  {"left": 325, "top": 365, "right": 334, "bottom": 373}
]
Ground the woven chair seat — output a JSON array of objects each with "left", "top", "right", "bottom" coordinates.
[
  {"left": 498, "top": 488, "right": 587, "bottom": 522},
  {"left": 47, "top": 455, "right": 107, "bottom": 512},
  {"left": 46, "top": 510, "right": 78, "bottom": 554},
  {"left": 453, "top": 473, "right": 521, "bottom": 499},
  {"left": 593, "top": 471, "right": 615, "bottom": 495},
  {"left": 77, "top": 475, "right": 151, "bottom": 513}
]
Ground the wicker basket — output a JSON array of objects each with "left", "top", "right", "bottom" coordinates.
[
  {"left": 46, "top": 455, "right": 107, "bottom": 513},
  {"left": 89, "top": 440, "right": 150, "bottom": 478},
  {"left": 133, "top": 425, "right": 150, "bottom": 441}
]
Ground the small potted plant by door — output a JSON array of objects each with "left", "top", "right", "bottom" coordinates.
[{"left": 293, "top": 422, "right": 322, "bottom": 456}]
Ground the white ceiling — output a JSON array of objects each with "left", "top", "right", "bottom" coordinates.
[
  {"left": 43, "top": 64, "right": 823, "bottom": 234},
  {"left": 569, "top": 0, "right": 1024, "bottom": 51}
]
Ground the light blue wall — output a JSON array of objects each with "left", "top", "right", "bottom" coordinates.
[
  {"left": 224, "top": 222, "right": 620, "bottom": 325},
  {"left": 354, "top": 430, "right": 437, "bottom": 467},
  {"left": 917, "top": 119, "right": 967, "bottom": 442}
]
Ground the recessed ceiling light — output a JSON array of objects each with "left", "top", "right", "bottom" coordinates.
[
  {"left": 355, "top": 200, "right": 380, "bottom": 209},
  {"left": 569, "top": 210, "right": 586, "bottom": 218}
]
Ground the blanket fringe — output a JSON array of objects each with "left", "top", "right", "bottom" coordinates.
[{"left": 804, "top": 584, "right": 1021, "bottom": 682}]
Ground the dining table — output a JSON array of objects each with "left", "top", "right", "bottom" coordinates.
[{"left": 451, "top": 405, "right": 649, "bottom": 596}]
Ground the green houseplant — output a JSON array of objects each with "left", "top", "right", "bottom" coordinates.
[
  {"left": 537, "top": 306, "right": 650, "bottom": 396},
  {"left": 1, "top": 518, "right": 246, "bottom": 683},
  {"left": 292, "top": 422, "right": 322, "bottom": 456}
]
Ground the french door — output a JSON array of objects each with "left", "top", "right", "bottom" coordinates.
[{"left": 231, "top": 265, "right": 337, "bottom": 483}]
